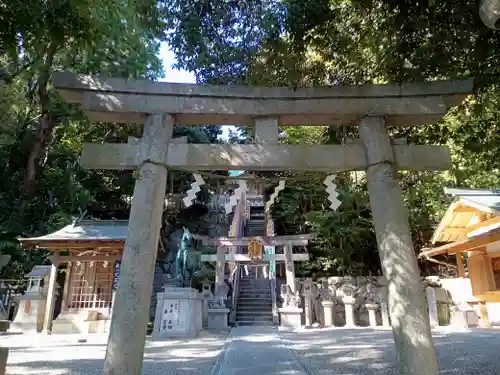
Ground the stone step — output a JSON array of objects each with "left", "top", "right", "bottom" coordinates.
[
  {"left": 237, "top": 299, "right": 272, "bottom": 304},
  {"left": 237, "top": 296, "right": 272, "bottom": 299},
  {"left": 237, "top": 302, "right": 272, "bottom": 307},
  {"left": 235, "top": 307, "right": 271, "bottom": 312},
  {"left": 236, "top": 310, "right": 273, "bottom": 318},
  {"left": 237, "top": 304, "right": 272, "bottom": 309},
  {"left": 236, "top": 317, "right": 272, "bottom": 323},
  {"left": 236, "top": 315, "right": 273, "bottom": 322},
  {"left": 237, "top": 298, "right": 272, "bottom": 302},
  {"left": 236, "top": 321, "right": 273, "bottom": 327}
]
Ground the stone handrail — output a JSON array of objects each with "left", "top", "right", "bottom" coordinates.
[
  {"left": 270, "top": 276, "right": 279, "bottom": 324},
  {"left": 229, "top": 264, "right": 240, "bottom": 325}
]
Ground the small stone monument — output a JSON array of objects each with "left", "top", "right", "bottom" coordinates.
[{"left": 152, "top": 284, "right": 203, "bottom": 339}]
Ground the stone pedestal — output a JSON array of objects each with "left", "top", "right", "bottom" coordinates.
[
  {"left": 153, "top": 287, "right": 203, "bottom": 339},
  {"left": 342, "top": 296, "right": 356, "bottom": 327},
  {"left": 279, "top": 307, "right": 303, "bottom": 329},
  {"left": 321, "top": 300, "right": 334, "bottom": 327},
  {"left": 450, "top": 303, "right": 479, "bottom": 328},
  {"left": 207, "top": 308, "right": 229, "bottom": 329},
  {"left": 10, "top": 295, "right": 46, "bottom": 333},
  {"left": 366, "top": 303, "right": 379, "bottom": 327}
]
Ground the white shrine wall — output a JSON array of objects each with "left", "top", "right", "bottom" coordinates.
[{"left": 439, "top": 277, "right": 500, "bottom": 326}]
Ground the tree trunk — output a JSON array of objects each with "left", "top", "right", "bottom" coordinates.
[{"left": 23, "top": 44, "right": 57, "bottom": 197}]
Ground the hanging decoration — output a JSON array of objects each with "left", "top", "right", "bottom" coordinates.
[
  {"left": 324, "top": 174, "right": 341, "bottom": 210},
  {"left": 224, "top": 180, "right": 247, "bottom": 214},
  {"left": 265, "top": 180, "right": 286, "bottom": 213},
  {"left": 183, "top": 173, "right": 205, "bottom": 207}
]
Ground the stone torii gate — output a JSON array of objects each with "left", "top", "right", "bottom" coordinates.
[{"left": 52, "top": 72, "right": 472, "bottom": 375}]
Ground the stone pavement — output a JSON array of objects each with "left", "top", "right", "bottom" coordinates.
[
  {"left": 1, "top": 330, "right": 228, "bottom": 375},
  {"left": 211, "top": 326, "right": 308, "bottom": 375},
  {"left": 3, "top": 326, "right": 500, "bottom": 374}
]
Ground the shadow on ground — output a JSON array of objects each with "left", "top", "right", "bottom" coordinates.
[
  {"left": 278, "top": 328, "right": 500, "bottom": 375},
  {"left": 5, "top": 331, "right": 228, "bottom": 375}
]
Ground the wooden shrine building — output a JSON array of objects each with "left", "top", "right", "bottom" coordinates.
[
  {"left": 18, "top": 220, "right": 127, "bottom": 333},
  {"left": 420, "top": 188, "right": 500, "bottom": 303}
]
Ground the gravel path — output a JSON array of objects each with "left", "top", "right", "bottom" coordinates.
[
  {"left": 278, "top": 327, "right": 500, "bottom": 375},
  {"left": 1, "top": 330, "right": 228, "bottom": 375}
]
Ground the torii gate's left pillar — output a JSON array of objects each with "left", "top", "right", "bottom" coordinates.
[{"left": 103, "top": 114, "right": 173, "bottom": 375}]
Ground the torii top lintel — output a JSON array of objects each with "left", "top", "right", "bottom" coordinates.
[{"left": 52, "top": 72, "right": 473, "bottom": 127}]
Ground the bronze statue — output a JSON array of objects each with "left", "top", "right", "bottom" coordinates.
[{"left": 174, "top": 227, "right": 200, "bottom": 287}]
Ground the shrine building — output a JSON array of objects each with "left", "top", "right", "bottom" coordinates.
[
  {"left": 420, "top": 188, "right": 500, "bottom": 303},
  {"left": 17, "top": 220, "right": 126, "bottom": 333}
]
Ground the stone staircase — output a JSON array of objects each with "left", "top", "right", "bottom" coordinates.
[
  {"left": 245, "top": 206, "right": 266, "bottom": 237},
  {"left": 235, "top": 268, "right": 273, "bottom": 326}
]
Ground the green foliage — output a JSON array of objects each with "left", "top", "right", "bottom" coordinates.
[{"left": 0, "top": 2, "right": 220, "bottom": 278}]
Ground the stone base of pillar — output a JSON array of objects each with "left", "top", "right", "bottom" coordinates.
[
  {"left": 278, "top": 307, "right": 303, "bottom": 329},
  {"left": 207, "top": 308, "right": 230, "bottom": 330},
  {"left": 0, "top": 347, "right": 8, "bottom": 375}
]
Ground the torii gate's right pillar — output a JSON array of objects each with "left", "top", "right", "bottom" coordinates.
[{"left": 359, "top": 116, "right": 438, "bottom": 375}]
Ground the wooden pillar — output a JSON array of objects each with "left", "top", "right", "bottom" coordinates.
[
  {"left": 284, "top": 244, "right": 296, "bottom": 293},
  {"left": 60, "top": 262, "right": 71, "bottom": 314},
  {"left": 456, "top": 252, "right": 465, "bottom": 277},
  {"left": 103, "top": 114, "right": 173, "bottom": 375},
  {"left": 42, "top": 255, "right": 59, "bottom": 334},
  {"left": 359, "top": 116, "right": 438, "bottom": 375},
  {"left": 478, "top": 301, "right": 491, "bottom": 328}
]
